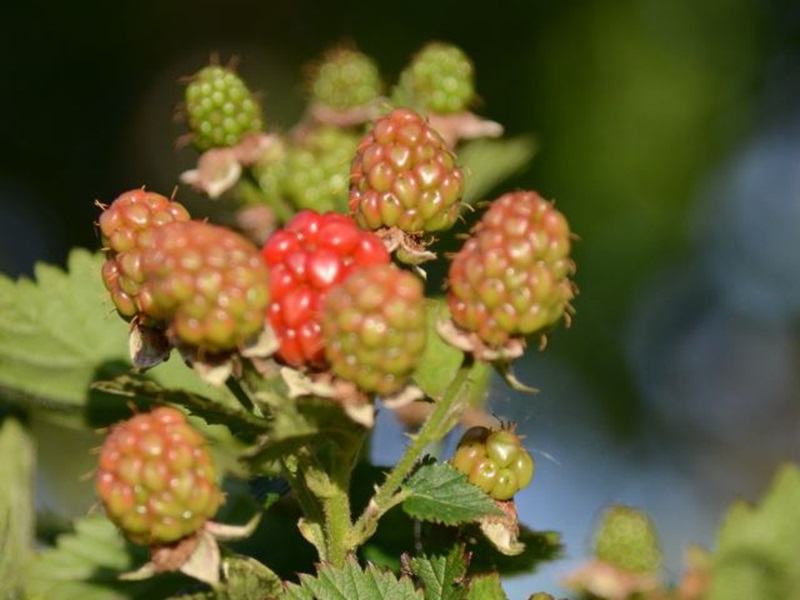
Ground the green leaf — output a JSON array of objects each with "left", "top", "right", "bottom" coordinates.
[
  {"left": 223, "top": 555, "right": 283, "bottom": 598},
  {"left": 706, "top": 462, "right": 800, "bottom": 600},
  {"left": 24, "top": 515, "right": 187, "bottom": 600},
  {"left": 406, "top": 545, "right": 469, "bottom": 600},
  {"left": 281, "top": 556, "right": 423, "bottom": 600},
  {"left": 412, "top": 299, "right": 492, "bottom": 415},
  {"left": 0, "top": 417, "right": 34, "bottom": 598},
  {"left": 402, "top": 461, "right": 502, "bottom": 526},
  {"left": 0, "top": 250, "right": 129, "bottom": 421},
  {"left": 464, "top": 573, "right": 508, "bottom": 600},
  {"left": 458, "top": 136, "right": 537, "bottom": 205},
  {"left": 412, "top": 299, "right": 467, "bottom": 401}
]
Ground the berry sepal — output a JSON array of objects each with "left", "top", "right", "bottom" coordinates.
[
  {"left": 119, "top": 513, "right": 262, "bottom": 588},
  {"left": 435, "top": 318, "right": 538, "bottom": 393},
  {"left": 279, "top": 366, "right": 423, "bottom": 428},
  {"left": 180, "top": 133, "right": 283, "bottom": 200},
  {"left": 128, "top": 319, "right": 279, "bottom": 387},
  {"left": 478, "top": 498, "right": 526, "bottom": 557}
]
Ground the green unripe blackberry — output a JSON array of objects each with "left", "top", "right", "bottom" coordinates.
[
  {"left": 308, "top": 47, "right": 382, "bottom": 110},
  {"left": 184, "top": 64, "right": 264, "bottom": 151},
  {"left": 284, "top": 126, "right": 360, "bottom": 213},
  {"left": 393, "top": 42, "right": 475, "bottom": 114},
  {"left": 451, "top": 426, "right": 535, "bottom": 501},
  {"left": 593, "top": 505, "right": 663, "bottom": 574}
]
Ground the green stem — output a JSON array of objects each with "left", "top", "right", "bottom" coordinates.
[
  {"left": 350, "top": 357, "right": 475, "bottom": 547},
  {"left": 282, "top": 433, "right": 364, "bottom": 567}
]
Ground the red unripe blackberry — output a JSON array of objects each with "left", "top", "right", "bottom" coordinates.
[
  {"left": 95, "top": 406, "right": 223, "bottom": 546},
  {"left": 321, "top": 264, "right": 426, "bottom": 395},
  {"left": 260, "top": 210, "right": 391, "bottom": 368},
  {"left": 98, "top": 189, "right": 190, "bottom": 320},
  {"left": 447, "top": 191, "right": 575, "bottom": 349},
  {"left": 349, "top": 108, "right": 464, "bottom": 234},
  {"left": 139, "top": 220, "right": 270, "bottom": 353}
]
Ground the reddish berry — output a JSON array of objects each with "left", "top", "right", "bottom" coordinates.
[
  {"left": 95, "top": 406, "right": 223, "bottom": 546},
  {"left": 98, "top": 189, "right": 190, "bottom": 320},
  {"left": 349, "top": 108, "right": 464, "bottom": 234},
  {"left": 321, "top": 264, "right": 426, "bottom": 395},
  {"left": 451, "top": 425, "right": 534, "bottom": 501},
  {"left": 261, "top": 210, "right": 391, "bottom": 368},
  {"left": 184, "top": 64, "right": 264, "bottom": 151},
  {"left": 447, "top": 191, "right": 575, "bottom": 349},
  {"left": 140, "top": 220, "right": 270, "bottom": 353}
]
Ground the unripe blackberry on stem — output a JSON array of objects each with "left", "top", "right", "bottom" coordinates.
[
  {"left": 446, "top": 190, "right": 575, "bottom": 352},
  {"left": 139, "top": 220, "right": 270, "bottom": 354},
  {"left": 321, "top": 263, "right": 426, "bottom": 395},
  {"left": 95, "top": 406, "right": 223, "bottom": 546},
  {"left": 308, "top": 47, "right": 382, "bottom": 111},
  {"left": 451, "top": 425, "right": 534, "bottom": 501},
  {"left": 183, "top": 64, "right": 264, "bottom": 151},
  {"left": 98, "top": 189, "right": 190, "bottom": 320},
  {"left": 349, "top": 108, "right": 464, "bottom": 236},
  {"left": 393, "top": 42, "right": 475, "bottom": 115}
]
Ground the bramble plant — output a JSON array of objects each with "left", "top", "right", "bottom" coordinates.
[{"left": 0, "top": 42, "right": 798, "bottom": 600}]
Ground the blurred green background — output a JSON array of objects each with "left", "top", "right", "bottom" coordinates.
[{"left": 2, "top": 0, "right": 799, "bottom": 596}]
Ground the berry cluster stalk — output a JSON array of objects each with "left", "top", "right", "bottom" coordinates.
[{"left": 350, "top": 356, "right": 479, "bottom": 547}]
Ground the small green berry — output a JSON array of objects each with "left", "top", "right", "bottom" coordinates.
[
  {"left": 184, "top": 64, "right": 264, "bottom": 151},
  {"left": 309, "top": 47, "right": 382, "bottom": 110}
]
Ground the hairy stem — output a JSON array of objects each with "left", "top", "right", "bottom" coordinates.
[
  {"left": 350, "top": 357, "right": 476, "bottom": 547},
  {"left": 284, "top": 432, "right": 364, "bottom": 567}
]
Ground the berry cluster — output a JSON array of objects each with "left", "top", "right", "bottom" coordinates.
[
  {"left": 260, "top": 210, "right": 390, "bottom": 368},
  {"left": 451, "top": 426, "right": 535, "bottom": 501},
  {"left": 99, "top": 189, "right": 190, "bottom": 320},
  {"left": 392, "top": 42, "right": 475, "bottom": 115},
  {"left": 593, "top": 505, "right": 663, "bottom": 574},
  {"left": 447, "top": 190, "right": 576, "bottom": 351},
  {"left": 348, "top": 108, "right": 464, "bottom": 234},
  {"left": 308, "top": 47, "right": 382, "bottom": 112},
  {"left": 184, "top": 64, "right": 264, "bottom": 151},
  {"left": 98, "top": 190, "right": 270, "bottom": 354},
  {"left": 139, "top": 220, "right": 271, "bottom": 353},
  {"left": 95, "top": 406, "right": 223, "bottom": 546},
  {"left": 321, "top": 264, "right": 426, "bottom": 395}
]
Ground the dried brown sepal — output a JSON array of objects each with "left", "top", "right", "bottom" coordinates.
[
  {"left": 279, "top": 367, "right": 376, "bottom": 428},
  {"left": 180, "top": 133, "right": 282, "bottom": 199},
  {"left": 129, "top": 321, "right": 172, "bottom": 370},
  {"left": 427, "top": 111, "right": 504, "bottom": 149},
  {"left": 436, "top": 317, "right": 525, "bottom": 362},
  {"left": 372, "top": 226, "right": 438, "bottom": 267},
  {"left": 305, "top": 100, "right": 384, "bottom": 129},
  {"left": 478, "top": 498, "right": 525, "bottom": 556}
]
